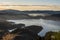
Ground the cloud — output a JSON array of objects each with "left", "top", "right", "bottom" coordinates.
[
  {"left": 0, "top": 2, "right": 18, "bottom": 5},
  {"left": 0, "top": 0, "right": 60, "bottom": 5}
]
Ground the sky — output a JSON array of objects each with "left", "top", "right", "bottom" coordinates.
[{"left": 0, "top": 0, "right": 60, "bottom": 5}]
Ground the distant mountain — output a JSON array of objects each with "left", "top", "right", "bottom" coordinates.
[
  {"left": 23, "top": 10, "right": 60, "bottom": 14},
  {"left": 0, "top": 9, "right": 60, "bottom": 20},
  {"left": 0, "top": 9, "right": 60, "bottom": 15},
  {"left": 0, "top": 9, "right": 24, "bottom": 14}
]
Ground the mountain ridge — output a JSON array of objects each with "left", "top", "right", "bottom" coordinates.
[{"left": 0, "top": 9, "right": 60, "bottom": 14}]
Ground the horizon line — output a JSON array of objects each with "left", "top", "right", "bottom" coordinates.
[{"left": 0, "top": 5, "right": 60, "bottom": 6}]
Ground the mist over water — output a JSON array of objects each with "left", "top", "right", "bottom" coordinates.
[{"left": 7, "top": 19, "right": 60, "bottom": 37}]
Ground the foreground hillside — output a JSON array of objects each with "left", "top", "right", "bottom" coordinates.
[{"left": 44, "top": 31, "right": 60, "bottom": 40}]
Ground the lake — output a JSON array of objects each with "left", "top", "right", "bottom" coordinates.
[{"left": 7, "top": 19, "right": 60, "bottom": 37}]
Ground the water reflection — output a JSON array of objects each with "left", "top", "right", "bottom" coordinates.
[{"left": 7, "top": 19, "right": 60, "bottom": 37}]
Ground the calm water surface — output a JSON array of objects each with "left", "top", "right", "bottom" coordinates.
[{"left": 7, "top": 19, "right": 60, "bottom": 37}]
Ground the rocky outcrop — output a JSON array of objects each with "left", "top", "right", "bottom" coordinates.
[
  {"left": 0, "top": 21, "right": 43, "bottom": 40},
  {"left": 11, "top": 28, "right": 42, "bottom": 40},
  {"left": 24, "top": 25, "right": 43, "bottom": 33}
]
